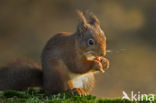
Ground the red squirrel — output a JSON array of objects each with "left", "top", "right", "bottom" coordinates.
[{"left": 0, "top": 11, "right": 109, "bottom": 95}]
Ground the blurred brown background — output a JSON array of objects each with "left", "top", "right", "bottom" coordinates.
[{"left": 0, "top": 0, "right": 156, "bottom": 98}]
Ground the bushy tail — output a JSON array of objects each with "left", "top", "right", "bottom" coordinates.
[{"left": 0, "top": 59, "right": 42, "bottom": 91}]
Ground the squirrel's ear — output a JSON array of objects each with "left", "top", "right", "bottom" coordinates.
[
  {"left": 77, "top": 10, "right": 88, "bottom": 34},
  {"left": 87, "top": 11, "right": 100, "bottom": 26}
]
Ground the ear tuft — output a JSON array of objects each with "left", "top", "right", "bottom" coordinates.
[
  {"left": 77, "top": 10, "right": 87, "bottom": 25},
  {"left": 87, "top": 11, "right": 100, "bottom": 25},
  {"left": 76, "top": 10, "right": 88, "bottom": 34}
]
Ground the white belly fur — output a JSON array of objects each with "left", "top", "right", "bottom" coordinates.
[
  {"left": 58, "top": 60, "right": 95, "bottom": 89},
  {"left": 69, "top": 72, "right": 93, "bottom": 89}
]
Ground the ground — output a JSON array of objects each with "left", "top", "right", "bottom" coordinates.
[{"left": 0, "top": 89, "right": 155, "bottom": 103}]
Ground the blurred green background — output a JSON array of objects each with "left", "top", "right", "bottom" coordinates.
[{"left": 0, "top": 0, "right": 156, "bottom": 98}]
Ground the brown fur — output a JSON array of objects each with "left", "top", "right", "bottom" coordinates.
[
  {"left": 0, "top": 11, "right": 109, "bottom": 95},
  {"left": 41, "top": 11, "right": 109, "bottom": 94},
  {"left": 0, "top": 59, "right": 42, "bottom": 90}
]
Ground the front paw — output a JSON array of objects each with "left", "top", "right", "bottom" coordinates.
[
  {"left": 92, "top": 60, "right": 103, "bottom": 72},
  {"left": 92, "top": 57, "right": 109, "bottom": 72},
  {"left": 68, "top": 88, "right": 87, "bottom": 96},
  {"left": 99, "top": 57, "right": 109, "bottom": 71}
]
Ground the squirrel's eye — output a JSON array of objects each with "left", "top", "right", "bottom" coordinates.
[{"left": 88, "top": 39, "right": 95, "bottom": 46}]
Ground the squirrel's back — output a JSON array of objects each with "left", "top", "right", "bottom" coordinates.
[{"left": 0, "top": 59, "right": 42, "bottom": 90}]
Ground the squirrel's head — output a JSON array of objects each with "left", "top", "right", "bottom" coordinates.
[{"left": 75, "top": 10, "right": 106, "bottom": 58}]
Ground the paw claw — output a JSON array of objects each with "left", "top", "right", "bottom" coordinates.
[{"left": 68, "top": 88, "right": 87, "bottom": 96}]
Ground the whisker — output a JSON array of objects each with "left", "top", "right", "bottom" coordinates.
[
  {"left": 106, "top": 50, "right": 112, "bottom": 53},
  {"left": 106, "top": 49, "right": 128, "bottom": 54}
]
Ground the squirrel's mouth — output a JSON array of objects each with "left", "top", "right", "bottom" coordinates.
[{"left": 84, "top": 51, "right": 96, "bottom": 61}]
